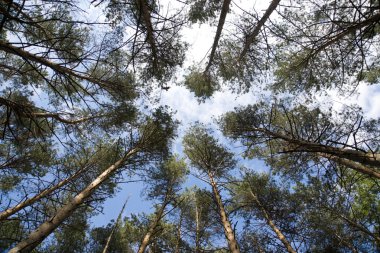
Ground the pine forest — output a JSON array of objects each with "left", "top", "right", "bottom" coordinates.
[{"left": 0, "top": 0, "right": 380, "bottom": 252}]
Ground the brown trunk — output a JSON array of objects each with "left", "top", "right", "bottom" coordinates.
[
  {"left": 0, "top": 166, "right": 87, "bottom": 221},
  {"left": 318, "top": 153, "right": 380, "bottom": 179},
  {"left": 208, "top": 174, "right": 240, "bottom": 253},
  {"left": 252, "top": 127, "right": 380, "bottom": 179},
  {"left": 137, "top": 193, "right": 170, "bottom": 253},
  {"left": 102, "top": 197, "right": 129, "bottom": 253},
  {"left": 239, "top": 0, "right": 281, "bottom": 60},
  {"left": 195, "top": 203, "right": 201, "bottom": 253},
  {"left": 138, "top": 0, "right": 158, "bottom": 68},
  {"left": 174, "top": 211, "right": 182, "bottom": 253},
  {"left": 204, "top": 0, "right": 232, "bottom": 73},
  {"left": 249, "top": 190, "right": 297, "bottom": 253},
  {"left": 8, "top": 148, "right": 138, "bottom": 253}
]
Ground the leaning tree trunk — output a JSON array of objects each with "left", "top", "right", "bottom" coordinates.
[
  {"left": 239, "top": 0, "right": 281, "bottom": 60},
  {"left": 249, "top": 189, "right": 297, "bottom": 253},
  {"left": 8, "top": 148, "right": 139, "bottom": 253},
  {"left": 0, "top": 165, "right": 87, "bottom": 221},
  {"left": 204, "top": 0, "right": 232, "bottom": 73},
  {"left": 208, "top": 173, "right": 240, "bottom": 253},
  {"left": 137, "top": 192, "right": 170, "bottom": 253},
  {"left": 102, "top": 197, "right": 129, "bottom": 253},
  {"left": 318, "top": 153, "right": 380, "bottom": 179}
]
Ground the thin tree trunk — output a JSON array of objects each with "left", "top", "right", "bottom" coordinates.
[
  {"left": 174, "top": 210, "right": 182, "bottom": 253},
  {"left": 308, "top": 12, "right": 380, "bottom": 59},
  {"left": 334, "top": 211, "right": 380, "bottom": 244},
  {"left": 102, "top": 197, "right": 129, "bottom": 253},
  {"left": 8, "top": 148, "right": 138, "bottom": 253},
  {"left": 0, "top": 166, "right": 88, "bottom": 221},
  {"left": 334, "top": 232, "right": 358, "bottom": 253},
  {"left": 208, "top": 174, "right": 240, "bottom": 253},
  {"left": 137, "top": 193, "right": 170, "bottom": 253},
  {"left": 195, "top": 203, "right": 201, "bottom": 253},
  {"left": 239, "top": 0, "right": 281, "bottom": 60},
  {"left": 249, "top": 189, "right": 297, "bottom": 253},
  {"left": 204, "top": 0, "right": 232, "bottom": 73}
]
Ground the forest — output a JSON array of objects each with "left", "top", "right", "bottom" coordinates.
[{"left": 0, "top": 0, "right": 379, "bottom": 252}]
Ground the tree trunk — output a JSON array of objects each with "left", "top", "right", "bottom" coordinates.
[
  {"left": 195, "top": 203, "right": 201, "bottom": 253},
  {"left": 318, "top": 153, "right": 380, "bottom": 179},
  {"left": 138, "top": 0, "right": 158, "bottom": 68},
  {"left": 0, "top": 166, "right": 87, "bottom": 221},
  {"left": 102, "top": 197, "right": 129, "bottom": 253},
  {"left": 137, "top": 194, "right": 170, "bottom": 253},
  {"left": 252, "top": 127, "right": 380, "bottom": 179},
  {"left": 239, "top": 0, "right": 281, "bottom": 60},
  {"left": 249, "top": 189, "right": 297, "bottom": 253},
  {"left": 208, "top": 174, "right": 240, "bottom": 253},
  {"left": 174, "top": 211, "right": 182, "bottom": 253},
  {"left": 204, "top": 0, "right": 232, "bottom": 73},
  {"left": 8, "top": 148, "right": 138, "bottom": 253}
]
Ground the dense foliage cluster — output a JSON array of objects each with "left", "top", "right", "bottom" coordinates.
[{"left": 0, "top": 0, "right": 379, "bottom": 252}]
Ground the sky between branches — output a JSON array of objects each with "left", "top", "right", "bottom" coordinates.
[{"left": 76, "top": 0, "right": 380, "bottom": 226}]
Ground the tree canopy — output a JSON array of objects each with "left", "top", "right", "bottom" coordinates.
[{"left": 0, "top": 0, "right": 379, "bottom": 252}]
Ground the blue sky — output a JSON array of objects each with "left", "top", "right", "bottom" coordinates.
[{"left": 88, "top": 0, "right": 380, "bottom": 228}]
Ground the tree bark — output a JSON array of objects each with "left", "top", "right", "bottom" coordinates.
[
  {"left": 174, "top": 210, "right": 182, "bottom": 253},
  {"left": 102, "top": 197, "right": 129, "bottom": 253},
  {"left": 195, "top": 203, "right": 201, "bottom": 253},
  {"left": 137, "top": 193, "right": 170, "bottom": 253},
  {"left": 249, "top": 189, "right": 297, "bottom": 253},
  {"left": 318, "top": 153, "right": 380, "bottom": 179},
  {"left": 204, "top": 0, "right": 232, "bottom": 73},
  {"left": 138, "top": 0, "right": 158, "bottom": 69},
  {"left": 0, "top": 166, "right": 87, "bottom": 221},
  {"left": 239, "top": 0, "right": 281, "bottom": 60},
  {"left": 249, "top": 127, "right": 380, "bottom": 179},
  {"left": 208, "top": 173, "right": 240, "bottom": 253},
  {"left": 8, "top": 148, "right": 138, "bottom": 253}
]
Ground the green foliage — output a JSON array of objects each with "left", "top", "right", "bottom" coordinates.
[
  {"left": 220, "top": 101, "right": 380, "bottom": 179},
  {"left": 184, "top": 68, "right": 219, "bottom": 102},
  {"left": 0, "top": 220, "right": 25, "bottom": 252},
  {"left": 183, "top": 124, "right": 236, "bottom": 178},
  {"left": 46, "top": 211, "right": 89, "bottom": 253},
  {"left": 1, "top": 0, "right": 380, "bottom": 252},
  {"left": 188, "top": 0, "right": 223, "bottom": 24},
  {"left": 145, "top": 155, "right": 188, "bottom": 201},
  {"left": 358, "top": 66, "right": 380, "bottom": 84}
]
